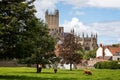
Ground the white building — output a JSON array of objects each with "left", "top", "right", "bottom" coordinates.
[{"left": 96, "top": 44, "right": 120, "bottom": 60}]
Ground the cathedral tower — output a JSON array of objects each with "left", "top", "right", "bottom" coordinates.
[
  {"left": 45, "top": 10, "right": 64, "bottom": 40},
  {"left": 45, "top": 10, "right": 59, "bottom": 30}
]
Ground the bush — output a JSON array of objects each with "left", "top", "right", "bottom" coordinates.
[{"left": 94, "top": 61, "right": 120, "bottom": 69}]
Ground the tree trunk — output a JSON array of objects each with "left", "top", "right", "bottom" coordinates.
[
  {"left": 74, "top": 63, "right": 77, "bottom": 69},
  {"left": 70, "top": 63, "right": 72, "bottom": 71},
  {"left": 36, "top": 64, "right": 42, "bottom": 73}
]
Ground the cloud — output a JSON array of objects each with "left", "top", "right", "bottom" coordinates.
[
  {"left": 61, "top": 17, "right": 120, "bottom": 44},
  {"left": 90, "top": 21, "right": 120, "bottom": 37},
  {"left": 61, "top": 17, "right": 96, "bottom": 35},
  {"left": 63, "top": 0, "right": 89, "bottom": 8},
  {"left": 75, "top": 11, "right": 84, "bottom": 16},
  {"left": 88, "top": 0, "right": 120, "bottom": 8},
  {"left": 118, "top": 38, "right": 120, "bottom": 42},
  {"left": 34, "top": 0, "right": 60, "bottom": 19},
  {"left": 69, "top": 11, "right": 85, "bottom": 16},
  {"left": 64, "top": 0, "right": 120, "bottom": 9}
]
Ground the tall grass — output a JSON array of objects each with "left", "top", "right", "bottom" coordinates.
[{"left": 0, "top": 67, "right": 120, "bottom": 80}]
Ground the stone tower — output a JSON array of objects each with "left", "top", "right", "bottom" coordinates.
[
  {"left": 45, "top": 10, "right": 64, "bottom": 40},
  {"left": 45, "top": 10, "right": 59, "bottom": 30}
]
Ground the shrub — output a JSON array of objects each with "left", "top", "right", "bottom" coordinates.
[{"left": 94, "top": 61, "right": 120, "bottom": 69}]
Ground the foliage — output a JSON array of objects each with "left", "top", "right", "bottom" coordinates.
[
  {"left": 59, "top": 33, "right": 82, "bottom": 70},
  {"left": 0, "top": 67, "right": 120, "bottom": 80},
  {"left": 94, "top": 61, "right": 120, "bottom": 69},
  {"left": 0, "top": 0, "right": 36, "bottom": 59},
  {"left": 17, "top": 19, "right": 56, "bottom": 70},
  {"left": 112, "top": 44, "right": 119, "bottom": 47},
  {"left": 0, "top": 0, "right": 56, "bottom": 73},
  {"left": 83, "top": 49, "right": 97, "bottom": 60}
]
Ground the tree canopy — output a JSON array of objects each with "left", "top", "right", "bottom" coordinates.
[
  {"left": 0, "top": 0, "right": 56, "bottom": 73},
  {"left": 58, "top": 33, "right": 82, "bottom": 70},
  {"left": 0, "top": 0, "right": 37, "bottom": 59}
]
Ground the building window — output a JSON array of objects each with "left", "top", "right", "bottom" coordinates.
[
  {"left": 116, "top": 52, "right": 120, "bottom": 56},
  {"left": 85, "top": 47, "right": 90, "bottom": 50}
]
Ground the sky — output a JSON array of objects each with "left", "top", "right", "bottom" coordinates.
[{"left": 34, "top": 0, "right": 120, "bottom": 45}]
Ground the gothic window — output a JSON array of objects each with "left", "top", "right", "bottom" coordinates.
[
  {"left": 85, "top": 47, "right": 90, "bottom": 50},
  {"left": 86, "top": 43, "right": 89, "bottom": 45}
]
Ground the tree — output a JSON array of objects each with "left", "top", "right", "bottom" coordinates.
[
  {"left": 0, "top": 0, "right": 55, "bottom": 73},
  {"left": 0, "top": 0, "right": 36, "bottom": 59},
  {"left": 83, "top": 49, "right": 97, "bottom": 60},
  {"left": 33, "top": 21, "right": 55, "bottom": 73},
  {"left": 59, "top": 33, "right": 82, "bottom": 71}
]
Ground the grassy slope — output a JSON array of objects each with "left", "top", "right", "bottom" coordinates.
[{"left": 0, "top": 67, "right": 120, "bottom": 80}]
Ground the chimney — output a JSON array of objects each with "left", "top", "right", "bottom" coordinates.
[
  {"left": 100, "top": 43, "right": 102, "bottom": 47},
  {"left": 99, "top": 43, "right": 105, "bottom": 59}
]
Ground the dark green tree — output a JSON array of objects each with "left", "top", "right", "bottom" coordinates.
[
  {"left": 33, "top": 21, "right": 55, "bottom": 73},
  {"left": 0, "top": 0, "right": 55, "bottom": 73},
  {"left": 0, "top": 0, "right": 36, "bottom": 59}
]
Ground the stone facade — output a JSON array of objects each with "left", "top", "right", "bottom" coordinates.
[
  {"left": 74, "top": 32, "right": 98, "bottom": 50},
  {"left": 45, "top": 10, "right": 64, "bottom": 40},
  {"left": 45, "top": 10, "right": 98, "bottom": 51}
]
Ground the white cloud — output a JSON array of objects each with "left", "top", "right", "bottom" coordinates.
[
  {"left": 118, "top": 38, "right": 120, "bottom": 42},
  {"left": 75, "top": 11, "right": 84, "bottom": 16},
  {"left": 64, "top": 0, "right": 89, "bottom": 8},
  {"left": 34, "top": 0, "right": 60, "bottom": 19},
  {"left": 69, "top": 11, "right": 84, "bottom": 16},
  {"left": 61, "top": 17, "right": 96, "bottom": 35},
  {"left": 61, "top": 17, "right": 120, "bottom": 44},
  {"left": 90, "top": 21, "right": 120, "bottom": 37},
  {"left": 64, "top": 0, "right": 120, "bottom": 9},
  {"left": 88, "top": 0, "right": 120, "bottom": 8}
]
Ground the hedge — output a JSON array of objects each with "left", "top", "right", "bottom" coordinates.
[{"left": 94, "top": 61, "right": 120, "bottom": 69}]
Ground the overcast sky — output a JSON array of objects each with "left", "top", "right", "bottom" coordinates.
[{"left": 34, "top": 0, "right": 120, "bottom": 45}]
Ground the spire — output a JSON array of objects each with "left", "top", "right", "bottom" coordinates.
[
  {"left": 55, "top": 9, "right": 59, "bottom": 16},
  {"left": 71, "top": 28, "right": 74, "bottom": 34},
  {"left": 86, "top": 34, "right": 88, "bottom": 38},
  {"left": 96, "top": 33, "right": 97, "bottom": 38},
  {"left": 78, "top": 33, "right": 80, "bottom": 37},
  {"left": 45, "top": 9, "right": 48, "bottom": 15},
  {"left": 82, "top": 32, "right": 84, "bottom": 38},
  {"left": 91, "top": 32, "right": 93, "bottom": 38}
]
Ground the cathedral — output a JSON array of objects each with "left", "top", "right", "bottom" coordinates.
[
  {"left": 45, "top": 10, "right": 98, "bottom": 51},
  {"left": 45, "top": 10, "right": 64, "bottom": 40}
]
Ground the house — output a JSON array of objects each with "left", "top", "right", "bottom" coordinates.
[{"left": 96, "top": 44, "right": 120, "bottom": 60}]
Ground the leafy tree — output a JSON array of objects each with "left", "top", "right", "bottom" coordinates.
[
  {"left": 59, "top": 33, "right": 82, "bottom": 71},
  {"left": 83, "top": 49, "right": 97, "bottom": 60},
  {"left": 0, "top": 0, "right": 36, "bottom": 59},
  {"left": 0, "top": 0, "right": 55, "bottom": 73},
  {"left": 33, "top": 21, "right": 55, "bottom": 73}
]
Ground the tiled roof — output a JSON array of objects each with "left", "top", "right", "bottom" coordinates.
[{"left": 106, "top": 45, "right": 120, "bottom": 55}]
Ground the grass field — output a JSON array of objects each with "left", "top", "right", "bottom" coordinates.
[{"left": 0, "top": 67, "right": 120, "bottom": 80}]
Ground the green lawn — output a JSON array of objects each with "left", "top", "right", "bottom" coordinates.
[{"left": 0, "top": 67, "right": 120, "bottom": 80}]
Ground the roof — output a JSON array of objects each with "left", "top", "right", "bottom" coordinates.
[
  {"left": 63, "top": 33, "right": 71, "bottom": 37},
  {"left": 105, "top": 45, "right": 120, "bottom": 55}
]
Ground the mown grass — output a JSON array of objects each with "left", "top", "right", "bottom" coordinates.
[{"left": 0, "top": 67, "right": 120, "bottom": 80}]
